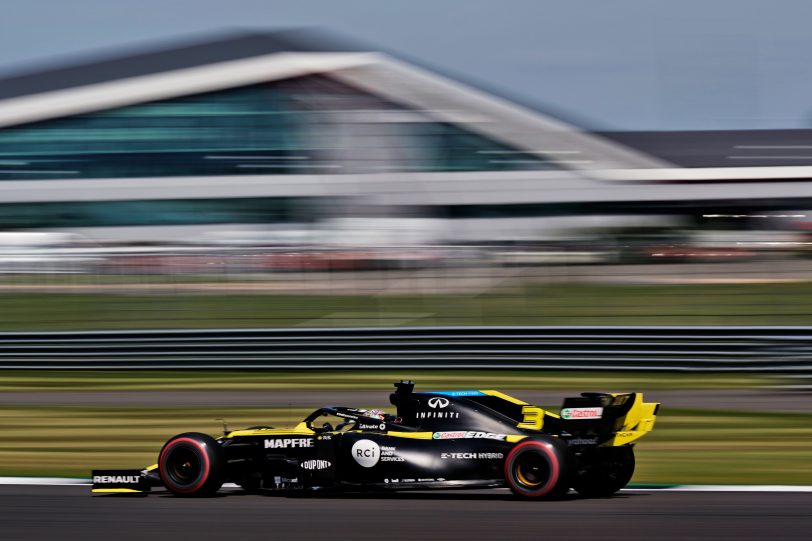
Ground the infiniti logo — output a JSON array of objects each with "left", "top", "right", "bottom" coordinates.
[{"left": 428, "top": 397, "right": 450, "bottom": 409}]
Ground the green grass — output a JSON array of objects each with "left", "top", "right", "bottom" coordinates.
[
  {"left": 0, "top": 281, "right": 812, "bottom": 329},
  {"left": 635, "top": 409, "right": 812, "bottom": 485},
  {"left": 2, "top": 406, "right": 810, "bottom": 484},
  {"left": 1, "top": 278, "right": 808, "bottom": 483},
  {"left": 0, "top": 370, "right": 784, "bottom": 392},
  {"left": 0, "top": 406, "right": 308, "bottom": 477}
]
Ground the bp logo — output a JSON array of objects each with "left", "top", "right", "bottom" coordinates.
[{"left": 351, "top": 439, "right": 380, "bottom": 468}]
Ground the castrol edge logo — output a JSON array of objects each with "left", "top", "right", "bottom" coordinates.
[{"left": 561, "top": 407, "right": 603, "bottom": 420}]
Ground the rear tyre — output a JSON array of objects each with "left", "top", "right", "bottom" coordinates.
[
  {"left": 572, "top": 446, "right": 635, "bottom": 498},
  {"left": 504, "top": 438, "right": 570, "bottom": 500},
  {"left": 159, "top": 432, "right": 225, "bottom": 497}
]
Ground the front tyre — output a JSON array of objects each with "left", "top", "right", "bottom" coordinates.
[
  {"left": 572, "top": 446, "right": 635, "bottom": 498},
  {"left": 159, "top": 432, "right": 225, "bottom": 497},
  {"left": 504, "top": 438, "right": 570, "bottom": 500}
]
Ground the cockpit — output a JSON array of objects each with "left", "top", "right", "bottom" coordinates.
[{"left": 303, "top": 406, "right": 409, "bottom": 433}]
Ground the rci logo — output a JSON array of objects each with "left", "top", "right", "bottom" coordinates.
[
  {"left": 351, "top": 439, "right": 380, "bottom": 468},
  {"left": 428, "top": 397, "right": 450, "bottom": 409}
]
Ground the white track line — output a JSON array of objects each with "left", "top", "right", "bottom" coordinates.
[
  {"left": 0, "top": 477, "right": 89, "bottom": 486},
  {"left": 2, "top": 477, "right": 812, "bottom": 492},
  {"left": 629, "top": 485, "right": 812, "bottom": 493},
  {"left": 0, "top": 478, "right": 243, "bottom": 488}
]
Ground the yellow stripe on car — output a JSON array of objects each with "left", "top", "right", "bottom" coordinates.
[
  {"left": 226, "top": 422, "right": 315, "bottom": 438},
  {"left": 385, "top": 431, "right": 434, "bottom": 440},
  {"left": 481, "top": 390, "right": 528, "bottom": 405},
  {"left": 601, "top": 393, "right": 660, "bottom": 447}
]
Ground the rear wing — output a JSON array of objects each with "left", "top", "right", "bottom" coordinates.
[
  {"left": 561, "top": 392, "right": 659, "bottom": 446},
  {"left": 518, "top": 392, "right": 660, "bottom": 447}
]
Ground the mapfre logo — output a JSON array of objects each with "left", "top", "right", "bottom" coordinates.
[
  {"left": 428, "top": 397, "right": 450, "bottom": 409},
  {"left": 351, "top": 439, "right": 380, "bottom": 468}
]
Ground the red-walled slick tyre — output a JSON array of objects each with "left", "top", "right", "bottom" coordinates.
[
  {"left": 158, "top": 432, "right": 225, "bottom": 497},
  {"left": 504, "top": 438, "right": 570, "bottom": 500}
]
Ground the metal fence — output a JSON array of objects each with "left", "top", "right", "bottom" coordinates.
[{"left": 1, "top": 326, "right": 810, "bottom": 372}]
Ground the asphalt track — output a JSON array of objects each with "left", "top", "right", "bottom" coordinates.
[
  {"left": 2, "top": 485, "right": 810, "bottom": 541},
  {"left": 2, "top": 388, "right": 811, "bottom": 412}
]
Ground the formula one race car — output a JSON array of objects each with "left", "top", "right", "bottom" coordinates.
[{"left": 92, "top": 381, "right": 659, "bottom": 499}]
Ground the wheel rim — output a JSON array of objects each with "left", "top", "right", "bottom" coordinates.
[
  {"left": 166, "top": 446, "right": 201, "bottom": 486},
  {"left": 505, "top": 440, "right": 562, "bottom": 498},
  {"left": 514, "top": 451, "right": 550, "bottom": 488}
]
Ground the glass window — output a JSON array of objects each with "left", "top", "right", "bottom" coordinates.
[
  {"left": 0, "top": 197, "right": 309, "bottom": 229},
  {"left": 0, "top": 76, "right": 559, "bottom": 179}
]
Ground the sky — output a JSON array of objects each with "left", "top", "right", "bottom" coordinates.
[{"left": 2, "top": 0, "right": 812, "bottom": 131}]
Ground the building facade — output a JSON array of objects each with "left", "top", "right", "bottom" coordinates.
[{"left": 0, "top": 30, "right": 810, "bottom": 243}]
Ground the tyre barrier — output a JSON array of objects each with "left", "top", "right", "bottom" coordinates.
[{"left": 0, "top": 326, "right": 809, "bottom": 373}]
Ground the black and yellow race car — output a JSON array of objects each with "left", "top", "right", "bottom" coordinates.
[{"left": 92, "top": 381, "right": 659, "bottom": 499}]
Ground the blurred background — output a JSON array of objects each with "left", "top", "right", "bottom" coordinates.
[{"left": 0, "top": 0, "right": 811, "bottom": 492}]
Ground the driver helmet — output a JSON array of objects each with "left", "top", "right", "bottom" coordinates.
[{"left": 363, "top": 409, "right": 386, "bottom": 420}]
